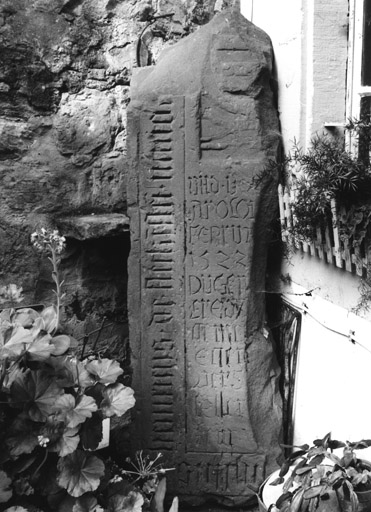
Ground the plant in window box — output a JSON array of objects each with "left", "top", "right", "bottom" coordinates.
[
  {"left": 0, "top": 228, "right": 142, "bottom": 512},
  {"left": 281, "top": 130, "right": 371, "bottom": 246},
  {"left": 263, "top": 433, "right": 371, "bottom": 512}
]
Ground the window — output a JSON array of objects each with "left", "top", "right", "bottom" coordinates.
[
  {"left": 361, "top": 1, "right": 371, "bottom": 86},
  {"left": 348, "top": 1, "right": 371, "bottom": 134},
  {"left": 347, "top": 0, "right": 371, "bottom": 165}
]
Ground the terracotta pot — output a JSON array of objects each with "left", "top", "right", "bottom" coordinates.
[
  {"left": 354, "top": 489, "right": 371, "bottom": 512},
  {"left": 337, "top": 491, "right": 371, "bottom": 512},
  {"left": 354, "top": 460, "right": 371, "bottom": 512}
]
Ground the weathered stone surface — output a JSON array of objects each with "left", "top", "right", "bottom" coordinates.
[
  {"left": 0, "top": 0, "right": 232, "bottom": 323},
  {"left": 56, "top": 213, "right": 130, "bottom": 240},
  {"left": 128, "top": 9, "right": 282, "bottom": 506}
]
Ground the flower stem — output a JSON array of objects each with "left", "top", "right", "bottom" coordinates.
[
  {"left": 0, "top": 357, "right": 8, "bottom": 389},
  {"left": 50, "top": 245, "right": 61, "bottom": 335},
  {"left": 34, "top": 449, "right": 48, "bottom": 478}
]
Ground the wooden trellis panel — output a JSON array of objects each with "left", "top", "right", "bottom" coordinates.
[{"left": 278, "top": 185, "right": 369, "bottom": 276}]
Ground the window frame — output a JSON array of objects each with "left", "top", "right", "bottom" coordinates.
[{"left": 347, "top": 0, "right": 371, "bottom": 146}]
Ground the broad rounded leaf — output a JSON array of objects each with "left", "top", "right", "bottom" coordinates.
[
  {"left": 350, "top": 472, "right": 366, "bottom": 486},
  {"left": 54, "top": 394, "right": 76, "bottom": 419},
  {"left": 86, "top": 358, "right": 123, "bottom": 384},
  {"left": 27, "top": 334, "right": 53, "bottom": 361},
  {"left": 30, "top": 316, "right": 45, "bottom": 337},
  {"left": 3, "top": 508, "right": 29, "bottom": 512},
  {"left": 55, "top": 394, "right": 98, "bottom": 428},
  {"left": 101, "top": 383, "right": 135, "bottom": 418},
  {"left": 2, "top": 365, "right": 24, "bottom": 391},
  {"left": 58, "top": 494, "right": 104, "bottom": 512},
  {"left": 48, "top": 357, "right": 92, "bottom": 389},
  {"left": 0, "top": 323, "right": 12, "bottom": 348},
  {"left": 69, "top": 336, "right": 79, "bottom": 349},
  {"left": 0, "top": 470, "right": 12, "bottom": 503},
  {"left": 67, "top": 395, "right": 98, "bottom": 428},
  {"left": 0, "top": 309, "right": 12, "bottom": 324},
  {"left": 51, "top": 335, "right": 71, "bottom": 356},
  {"left": 12, "top": 308, "right": 40, "bottom": 328},
  {"left": 108, "top": 490, "right": 144, "bottom": 512},
  {"left": 57, "top": 450, "right": 105, "bottom": 497},
  {"left": 41, "top": 305, "right": 58, "bottom": 334},
  {"left": 12, "top": 476, "right": 34, "bottom": 497},
  {"left": 6, "top": 415, "right": 39, "bottom": 457},
  {"left": 84, "top": 383, "right": 105, "bottom": 407},
  {"left": 75, "top": 361, "right": 96, "bottom": 389},
  {"left": 1, "top": 326, "right": 33, "bottom": 359},
  {"left": 80, "top": 414, "right": 103, "bottom": 451},
  {"left": 73, "top": 494, "right": 104, "bottom": 512},
  {"left": 51, "top": 357, "right": 95, "bottom": 389},
  {"left": 10, "top": 369, "right": 64, "bottom": 421},
  {"left": 52, "top": 427, "right": 80, "bottom": 457}
]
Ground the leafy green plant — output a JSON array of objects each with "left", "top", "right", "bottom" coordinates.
[
  {"left": 0, "top": 228, "right": 148, "bottom": 512},
  {"left": 267, "top": 122, "right": 371, "bottom": 312},
  {"left": 107, "top": 452, "right": 177, "bottom": 512},
  {"left": 271, "top": 432, "right": 371, "bottom": 512},
  {"left": 283, "top": 133, "right": 371, "bottom": 244}
]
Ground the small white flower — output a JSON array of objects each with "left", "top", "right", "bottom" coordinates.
[
  {"left": 37, "top": 435, "right": 50, "bottom": 447},
  {"left": 31, "top": 228, "right": 66, "bottom": 254},
  {"left": 109, "top": 475, "right": 123, "bottom": 484},
  {"left": 0, "top": 284, "right": 24, "bottom": 304}
]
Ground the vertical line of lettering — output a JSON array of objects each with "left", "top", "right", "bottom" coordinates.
[{"left": 147, "top": 99, "right": 176, "bottom": 450}]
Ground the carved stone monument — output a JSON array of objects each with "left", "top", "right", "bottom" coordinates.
[{"left": 127, "top": 9, "right": 282, "bottom": 506}]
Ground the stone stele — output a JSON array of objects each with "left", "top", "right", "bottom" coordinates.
[{"left": 127, "top": 9, "right": 282, "bottom": 507}]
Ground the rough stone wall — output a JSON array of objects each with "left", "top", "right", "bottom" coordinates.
[{"left": 0, "top": 0, "right": 233, "bottom": 329}]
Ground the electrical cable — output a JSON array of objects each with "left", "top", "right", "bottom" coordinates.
[{"left": 282, "top": 295, "right": 371, "bottom": 357}]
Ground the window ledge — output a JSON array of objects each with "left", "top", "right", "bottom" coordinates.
[{"left": 323, "top": 122, "right": 346, "bottom": 128}]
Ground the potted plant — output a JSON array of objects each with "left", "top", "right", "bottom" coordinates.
[
  {"left": 0, "top": 228, "right": 177, "bottom": 512},
  {"left": 262, "top": 433, "right": 371, "bottom": 512}
]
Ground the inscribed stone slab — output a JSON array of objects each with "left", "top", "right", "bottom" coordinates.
[{"left": 127, "top": 9, "right": 282, "bottom": 506}]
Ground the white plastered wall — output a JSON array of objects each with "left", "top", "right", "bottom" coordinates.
[
  {"left": 242, "top": 0, "right": 348, "bottom": 147},
  {"left": 241, "top": 0, "right": 367, "bottom": 317},
  {"left": 241, "top": 0, "right": 303, "bottom": 147},
  {"left": 241, "top": 0, "right": 371, "bottom": 449}
]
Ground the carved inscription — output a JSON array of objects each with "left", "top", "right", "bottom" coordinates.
[
  {"left": 133, "top": 92, "right": 266, "bottom": 495},
  {"left": 185, "top": 159, "right": 257, "bottom": 453},
  {"left": 129, "top": 10, "right": 282, "bottom": 503},
  {"left": 177, "top": 454, "right": 267, "bottom": 495},
  {"left": 143, "top": 99, "right": 178, "bottom": 451}
]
